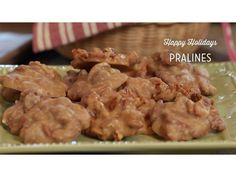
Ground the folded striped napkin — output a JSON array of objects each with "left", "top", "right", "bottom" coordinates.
[
  {"left": 33, "top": 23, "right": 236, "bottom": 61},
  {"left": 33, "top": 23, "right": 127, "bottom": 53},
  {"left": 222, "top": 23, "right": 236, "bottom": 61}
]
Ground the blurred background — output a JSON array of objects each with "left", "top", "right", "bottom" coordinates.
[{"left": 0, "top": 23, "right": 234, "bottom": 65}]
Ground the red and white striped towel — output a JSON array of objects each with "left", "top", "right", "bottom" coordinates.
[
  {"left": 33, "top": 23, "right": 236, "bottom": 61},
  {"left": 222, "top": 23, "right": 236, "bottom": 61},
  {"left": 33, "top": 23, "right": 127, "bottom": 53}
]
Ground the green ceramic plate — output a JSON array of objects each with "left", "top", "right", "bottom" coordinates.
[{"left": 0, "top": 62, "right": 236, "bottom": 154}]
